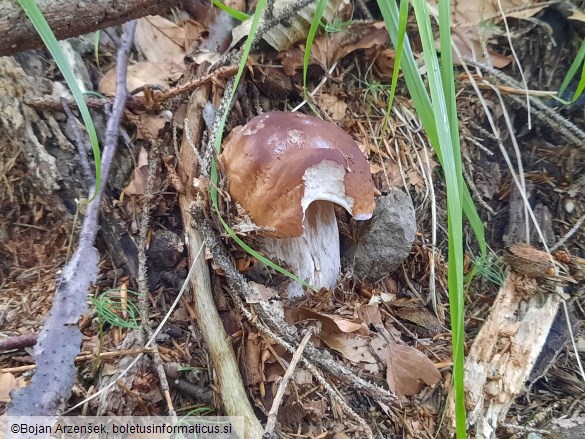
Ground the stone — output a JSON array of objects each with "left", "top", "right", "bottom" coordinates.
[{"left": 342, "top": 188, "right": 416, "bottom": 281}]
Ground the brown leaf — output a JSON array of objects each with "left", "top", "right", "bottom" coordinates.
[
  {"left": 123, "top": 147, "right": 149, "bottom": 195},
  {"left": 318, "top": 93, "right": 347, "bottom": 121},
  {"left": 449, "top": 0, "right": 543, "bottom": 68},
  {"left": 407, "top": 169, "right": 424, "bottom": 190},
  {"left": 320, "top": 331, "right": 376, "bottom": 363},
  {"left": 374, "top": 48, "right": 396, "bottom": 77},
  {"left": 390, "top": 299, "right": 443, "bottom": 336},
  {"left": 0, "top": 372, "right": 19, "bottom": 400},
  {"left": 371, "top": 336, "right": 441, "bottom": 396},
  {"left": 356, "top": 303, "right": 382, "bottom": 328},
  {"left": 99, "top": 62, "right": 184, "bottom": 97},
  {"left": 135, "top": 16, "right": 203, "bottom": 64},
  {"left": 285, "top": 308, "right": 369, "bottom": 336},
  {"left": 244, "top": 333, "right": 263, "bottom": 385},
  {"left": 162, "top": 155, "right": 185, "bottom": 194},
  {"left": 279, "top": 21, "right": 389, "bottom": 74}
]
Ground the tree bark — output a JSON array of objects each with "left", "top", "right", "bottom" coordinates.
[{"left": 0, "top": 0, "right": 183, "bottom": 56}]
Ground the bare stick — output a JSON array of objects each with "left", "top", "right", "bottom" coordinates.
[
  {"left": 7, "top": 21, "right": 136, "bottom": 417},
  {"left": 135, "top": 141, "right": 176, "bottom": 417},
  {"left": 0, "top": 0, "right": 182, "bottom": 56},
  {"left": 0, "top": 334, "right": 38, "bottom": 352},
  {"left": 178, "top": 87, "right": 264, "bottom": 439},
  {"left": 263, "top": 328, "right": 314, "bottom": 438}
]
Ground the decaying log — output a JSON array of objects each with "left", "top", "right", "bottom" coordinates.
[
  {"left": 449, "top": 274, "right": 562, "bottom": 438},
  {"left": 0, "top": 0, "right": 183, "bottom": 56}
]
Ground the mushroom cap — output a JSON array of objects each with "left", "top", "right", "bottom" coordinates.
[{"left": 219, "top": 111, "right": 376, "bottom": 238}]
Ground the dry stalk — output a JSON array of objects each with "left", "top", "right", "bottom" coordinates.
[
  {"left": 263, "top": 328, "right": 315, "bottom": 438},
  {"left": 178, "top": 85, "right": 264, "bottom": 439},
  {"left": 136, "top": 141, "right": 176, "bottom": 417}
]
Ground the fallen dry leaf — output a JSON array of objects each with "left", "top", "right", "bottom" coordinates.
[
  {"left": 356, "top": 303, "right": 382, "bottom": 327},
  {"left": 244, "top": 333, "right": 263, "bottom": 385},
  {"left": 285, "top": 308, "right": 369, "bottom": 336},
  {"left": 407, "top": 169, "right": 425, "bottom": 190},
  {"left": 318, "top": 93, "right": 347, "bottom": 121},
  {"left": 99, "top": 62, "right": 184, "bottom": 96},
  {"left": 279, "top": 21, "right": 389, "bottom": 75},
  {"left": 135, "top": 16, "right": 204, "bottom": 64},
  {"left": 371, "top": 336, "right": 441, "bottom": 396},
  {"left": 448, "top": 0, "right": 545, "bottom": 68},
  {"left": 451, "top": 0, "right": 545, "bottom": 26},
  {"left": 374, "top": 48, "right": 396, "bottom": 77},
  {"left": 390, "top": 299, "right": 443, "bottom": 337},
  {"left": 0, "top": 372, "right": 21, "bottom": 400},
  {"left": 123, "top": 146, "right": 161, "bottom": 195},
  {"left": 320, "top": 331, "right": 377, "bottom": 364}
]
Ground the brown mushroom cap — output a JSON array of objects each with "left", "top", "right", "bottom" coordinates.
[{"left": 219, "top": 111, "right": 376, "bottom": 238}]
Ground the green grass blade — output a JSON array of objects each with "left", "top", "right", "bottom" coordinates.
[
  {"left": 303, "top": 0, "right": 329, "bottom": 93},
  {"left": 435, "top": 0, "right": 466, "bottom": 435},
  {"left": 376, "top": 0, "right": 476, "bottom": 436},
  {"left": 94, "top": 31, "right": 101, "bottom": 68},
  {"left": 376, "top": 0, "right": 485, "bottom": 258},
  {"left": 382, "top": 0, "right": 409, "bottom": 135},
  {"left": 559, "top": 37, "right": 585, "bottom": 97},
  {"left": 19, "top": 0, "right": 101, "bottom": 201},
  {"left": 211, "top": 0, "right": 250, "bottom": 21}
]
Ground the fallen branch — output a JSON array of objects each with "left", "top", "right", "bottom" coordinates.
[
  {"left": 0, "top": 0, "right": 182, "bottom": 56},
  {"left": 7, "top": 21, "right": 136, "bottom": 416},
  {"left": 177, "top": 86, "right": 264, "bottom": 439}
]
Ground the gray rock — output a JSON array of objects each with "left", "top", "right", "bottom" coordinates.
[{"left": 342, "top": 189, "right": 416, "bottom": 281}]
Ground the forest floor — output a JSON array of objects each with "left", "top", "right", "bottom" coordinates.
[{"left": 1, "top": 1, "right": 584, "bottom": 438}]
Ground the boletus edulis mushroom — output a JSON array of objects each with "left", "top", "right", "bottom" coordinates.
[{"left": 219, "top": 111, "right": 376, "bottom": 298}]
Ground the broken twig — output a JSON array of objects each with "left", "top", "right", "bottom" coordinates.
[{"left": 7, "top": 21, "right": 136, "bottom": 417}]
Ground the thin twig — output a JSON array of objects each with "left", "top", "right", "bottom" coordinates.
[
  {"left": 264, "top": 328, "right": 315, "bottom": 438},
  {"left": 551, "top": 213, "right": 585, "bottom": 252},
  {"left": 135, "top": 141, "right": 176, "bottom": 417},
  {"left": 0, "top": 334, "right": 37, "bottom": 352}
]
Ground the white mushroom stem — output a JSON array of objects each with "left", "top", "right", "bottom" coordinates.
[{"left": 260, "top": 201, "right": 340, "bottom": 298}]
